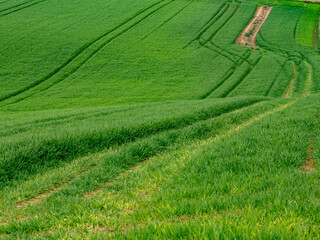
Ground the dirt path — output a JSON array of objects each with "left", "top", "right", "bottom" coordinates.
[{"left": 235, "top": 6, "right": 272, "bottom": 49}]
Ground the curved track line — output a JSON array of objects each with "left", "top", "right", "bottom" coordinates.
[
  {"left": 0, "top": 0, "right": 36, "bottom": 12},
  {"left": 0, "top": 0, "right": 171, "bottom": 106},
  {"left": 82, "top": 101, "right": 294, "bottom": 200},
  {"left": 203, "top": 44, "right": 237, "bottom": 65},
  {"left": 266, "top": 60, "right": 288, "bottom": 96},
  {"left": 303, "top": 61, "right": 313, "bottom": 97},
  {"left": 4, "top": 100, "right": 263, "bottom": 213},
  {"left": 0, "top": 0, "right": 49, "bottom": 17},
  {"left": 204, "top": 51, "right": 253, "bottom": 99},
  {"left": 284, "top": 65, "right": 298, "bottom": 98},
  {"left": 209, "top": 3, "right": 240, "bottom": 42},
  {"left": 142, "top": 0, "right": 194, "bottom": 40},
  {"left": 226, "top": 56, "right": 263, "bottom": 97},
  {"left": 183, "top": 2, "right": 229, "bottom": 49}
]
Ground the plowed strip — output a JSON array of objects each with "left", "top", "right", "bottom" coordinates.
[{"left": 235, "top": 6, "right": 272, "bottom": 49}]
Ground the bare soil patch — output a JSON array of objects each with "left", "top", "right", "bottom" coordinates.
[{"left": 236, "top": 6, "right": 272, "bottom": 49}]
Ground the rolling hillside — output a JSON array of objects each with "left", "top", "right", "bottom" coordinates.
[{"left": 1, "top": 0, "right": 320, "bottom": 238}]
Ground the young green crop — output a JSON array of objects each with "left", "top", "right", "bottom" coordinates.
[{"left": 1, "top": 0, "right": 320, "bottom": 238}]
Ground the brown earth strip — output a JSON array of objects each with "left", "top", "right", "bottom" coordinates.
[
  {"left": 284, "top": 67, "right": 298, "bottom": 98},
  {"left": 235, "top": 5, "right": 272, "bottom": 49}
]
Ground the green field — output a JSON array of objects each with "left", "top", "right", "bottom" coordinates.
[{"left": 1, "top": 0, "right": 320, "bottom": 238}]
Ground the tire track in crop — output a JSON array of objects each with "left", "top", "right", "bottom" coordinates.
[
  {"left": 294, "top": 10, "right": 305, "bottom": 43},
  {"left": 207, "top": 52, "right": 254, "bottom": 97},
  {"left": 183, "top": 2, "right": 230, "bottom": 49},
  {"left": 203, "top": 43, "right": 237, "bottom": 65},
  {"left": 303, "top": 61, "right": 313, "bottom": 97},
  {"left": 16, "top": 182, "right": 69, "bottom": 208},
  {"left": 301, "top": 135, "right": 316, "bottom": 173},
  {"left": 0, "top": 1, "right": 117, "bottom": 55},
  {"left": 209, "top": 3, "right": 240, "bottom": 42},
  {"left": 313, "top": 21, "right": 319, "bottom": 50},
  {"left": 3, "top": 99, "right": 266, "bottom": 214},
  {"left": 0, "top": 0, "right": 35, "bottom": 12},
  {"left": 198, "top": 44, "right": 253, "bottom": 99},
  {"left": 142, "top": 0, "right": 194, "bottom": 40},
  {"left": 210, "top": 41, "right": 246, "bottom": 63},
  {"left": 77, "top": 100, "right": 295, "bottom": 200},
  {"left": 0, "top": 0, "right": 49, "bottom": 17},
  {"left": 265, "top": 60, "right": 288, "bottom": 96},
  {"left": 226, "top": 56, "right": 263, "bottom": 97},
  {"left": 284, "top": 65, "right": 298, "bottom": 98},
  {"left": 301, "top": 116, "right": 318, "bottom": 173},
  {"left": 257, "top": 32, "right": 304, "bottom": 62},
  {"left": 0, "top": 101, "right": 295, "bottom": 232},
  {"left": 0, "top": 0, "right": 172, "bottom": 107}
]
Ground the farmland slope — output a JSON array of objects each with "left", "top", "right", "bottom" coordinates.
[{"left": 1, "top": 0, "right": 320, "bottom": 238}]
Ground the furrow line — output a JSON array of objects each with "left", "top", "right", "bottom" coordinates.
[
  {"left": 1, "top": 100, "right": 266, "bottom": 216},
  {"left": 203, "top": 44, "right": 237, "bottom": 65},
  {"left": 300, "top": 116, "right": 318, "bottom": 173},
  {"left": 82, "top": 101, "right": 294, "bottom": 200},
  {"left": 201, "top": 67, "right": 236, "bottom": 99},
  {"left": 265, "top": 60, "right": 288, "bottom": 96},
  {"left": 209, "top": 3, "right": 240, "bottom": 42},
  {"left": 226, "top": 56, "right": 263, "bottom": 97},
  {"left": 0, "top": 0, "right": 48, "bottom": 17},
  {"left": 0, "top": 0, "right": 36, "bottom": 12},
  {"left": 284, "top": 65, "right": 298, "bottom": 98},
  {"left": 183, "top": 2, "right": 229, "bottom": 49},
  {"left": 204, "top": 51, "right": 253, "bottom": 99},
  {"left": 303, "top": 60, "right": 313, "bottom": 97},
  {"left": 142, "top": 0, "right": 194, "bottom": 40},
  {"left": 0, "top": 0, "right": 169, "bottom": 106}
]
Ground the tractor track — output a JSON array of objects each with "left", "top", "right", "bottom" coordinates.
[
  {"left": 183, "top": 2, "right": 229, "bottom": 49},
  {"left": 0, "top": 100, "right": 295, "bottom": 231},
  {"left": 265, "top": 60, "right": 288, "bottom": 96},
  {"left": 142, "top": 0, "right": 194, "bottom": 40},
  {"left": 284, "top": 65, "right": 298, "bottom": 98},
  {"left": 0, "top": 0, "right": 49, "bottom": 17},
  {"left": 0, "top": 0, "right": 172, "bottom": 107},
  {"left": 226, "top": 56, "right": 263, "bottom": 97},
  {"left": 209, "top": 3, "right": 240, "bottom": 42}
]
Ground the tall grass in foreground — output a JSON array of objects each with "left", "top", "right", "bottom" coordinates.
[{"left": 0, "top": 97, "right": 265, "bottom": 188}]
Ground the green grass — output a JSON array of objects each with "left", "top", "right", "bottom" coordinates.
[{"left": 1, "top": 0, "right": 320, "bottom": 238}]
